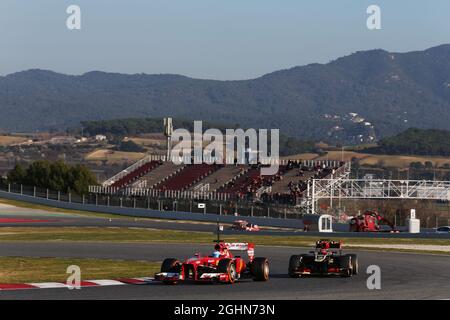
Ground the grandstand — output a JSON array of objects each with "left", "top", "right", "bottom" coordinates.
[
  {"left": 89, "top": 155, "right": 349, "bottom": 205},
  {"left": 109, "top": 160, "right": 161, "bottom": 189},
  {"left": 155, "top": 163, "right": 221, "bottom": 191}
]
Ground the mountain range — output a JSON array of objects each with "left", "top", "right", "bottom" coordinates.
[{"left": 1, "top": 44, "right": 449, "bottom": 143}]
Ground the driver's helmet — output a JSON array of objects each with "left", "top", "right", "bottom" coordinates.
[{"left": 210, "top": 250, "right": 221, "bottom": 258}]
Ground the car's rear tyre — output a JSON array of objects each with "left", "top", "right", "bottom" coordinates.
[
  {"left": 252, "top": 257, "right": 269, "bottom": 281},
  {"left": 161, "top": 258, "right": 180, "bottom": 285},
  {"left": 218, "top": 259, "right": 237, "bottom": 284},
  {"left": 288, "top": 255, "right": 302, "bottom": 278},
  {"left": 348, "top": 254, "right": 358, "bottom": 275},
  {"left": 339, "top": 255, "right": 352, "bottom": 278}
]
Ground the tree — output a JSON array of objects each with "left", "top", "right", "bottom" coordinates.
[
  {"left": 410, "top": 162, "right": 424, "bottom": 169},
  {"left": 26, "top": 161, "right": 52, "bottom": 188},
  {"left": 6, "top": 160, "right": 98, "bottom": 195},
  {"left": 424, "top": 161, "right": 433, "bottom": 169},
  {"left": 7, "top": 164, "right": 27, "bottom": 184},
  {"left": 0, "top": 175, "right": 7, "bottom": 187},
  {"left": 365, "top": 128, "right": 450, "bottom": 156},
  {"left": 70, "top": 165, "right": 98, "bottom": 195},
  {"left": 116, "top": 140, "right": 146, "bottom": 153}
]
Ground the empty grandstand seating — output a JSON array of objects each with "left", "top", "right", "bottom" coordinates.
[
  {"left": 133, "top": 162, "right": 182, "bottom": 188},
  {"left": 189, "top": 165, "right": 247, "bottom": 192},
  {"left": 155, "top": 164, "right": 221, "bottom": 191},
  {"left": 110, "top": 160, "right": 161, "bottom": 189}
]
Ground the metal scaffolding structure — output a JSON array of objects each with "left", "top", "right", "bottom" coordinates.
[{"left": 308, "top": 178, "right": 450, "bottom": 214}]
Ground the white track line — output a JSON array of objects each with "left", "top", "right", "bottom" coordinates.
[
  {"left": 0, "top": 277, "right": 155, "bottom": 291},
  {"left": 27, "top": 282, "right": 69, "bottom": 289}
]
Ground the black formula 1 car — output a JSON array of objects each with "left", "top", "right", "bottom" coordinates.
[{"left": 288, "top": 240, "right": 358, "bottom": 278}]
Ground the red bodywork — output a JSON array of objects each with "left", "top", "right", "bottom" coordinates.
[
  {"left": 155, "top": 242, "right": 256, "bottom": 284},
  {"left": 349, "top": 210, "right": 398, "bottom": 232},
  {"left": 230, "top": 220, "right": 260, "bottom": 232}
]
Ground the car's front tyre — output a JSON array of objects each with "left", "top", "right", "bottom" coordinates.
[
  {"left": 288, "top": 255, "right": 302, "bottom": 278},
  {"left": 218, "top": 259, "right": 237, "bottom": 284},
  {"left": 338, "top": 255, "right": 352, "bottom": 278},
  {"left": 347, "top": 254, "right": 358, "bottom": 275},
  {"left": 160, "top": 258, "right": 180, "bottom": 285}
]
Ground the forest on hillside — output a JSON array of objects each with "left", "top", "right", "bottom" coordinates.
[{"left": 363, "top": 128, "right": 450, "bottom": 156}]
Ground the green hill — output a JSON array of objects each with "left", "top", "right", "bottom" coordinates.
[{"left": 1, "top": 44, "right": 450, "bottom": 144}]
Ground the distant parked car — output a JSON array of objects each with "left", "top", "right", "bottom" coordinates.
[{"left": 436, "top": 226, "right": 450, "bottom": 233}]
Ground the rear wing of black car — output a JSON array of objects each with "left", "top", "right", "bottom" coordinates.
[{"left": 316, "top": 239, "right": 343, "bottom": 249}]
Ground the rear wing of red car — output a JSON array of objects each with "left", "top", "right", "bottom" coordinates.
[{"left": 223, "top": 242, "right": 255, "bottom": 260}]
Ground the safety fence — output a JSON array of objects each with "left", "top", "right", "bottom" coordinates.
[{"left": 0, "top": 183, "right": 304, "bottom": 220}]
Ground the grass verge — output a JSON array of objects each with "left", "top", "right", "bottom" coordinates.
[
  {"left": 0, "top": 198, "right": 239, "bottom": 229},
  {"left": 1, "top": 227, "right": 449, "bottom": 250},
  {"left": 0, "top": 198, "right": 297, "bottom": 231},
  {"left": 0, "top": 198, "right": 124, "bottom": 220},
  {"left": 0, "top": 198, "right": 230, "bottom": 227},
  {"left": 0, "top": 256, "right": 160, "bottom": 284}
]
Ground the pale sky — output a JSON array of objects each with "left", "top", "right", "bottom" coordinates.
[{"left": 0, "top": 0, "right": 449, "bottom": 80}]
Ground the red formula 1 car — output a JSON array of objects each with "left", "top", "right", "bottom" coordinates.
[
  {"left": 349, "top": 210, "right": 399, "bottom": 233},
  {"left": 155, "top": 241, "right": 269, "bottom": 284},
  {"left": 288, "top": 240, "right": 358, "bottom": 278},
  {"left": 229, "top": 220, "right": 260, "bottom": 232}
]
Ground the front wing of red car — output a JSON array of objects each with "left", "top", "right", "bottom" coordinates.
[{"left": 154, "top": 271, "right": 233, "bottom": 283}]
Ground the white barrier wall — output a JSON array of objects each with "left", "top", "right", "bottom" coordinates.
[{"left": 408, "top": 209, "right": 421, "bottom": 233}]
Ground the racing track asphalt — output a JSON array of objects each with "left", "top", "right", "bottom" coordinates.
[
  {"left": 0, "top": 204, "right": 297, "bottom": 234},
  {"left": 0, "top": 215, "right": 222, "bottom": 232},
  {"left": 2, "top": 202, "right": 450, "bottom": 238},
  {"left": 2, "top": 214, "right": 449, "bottom": 238},
  {"left": 1, "top": 242, "right": 449, "bottom": 300}
]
